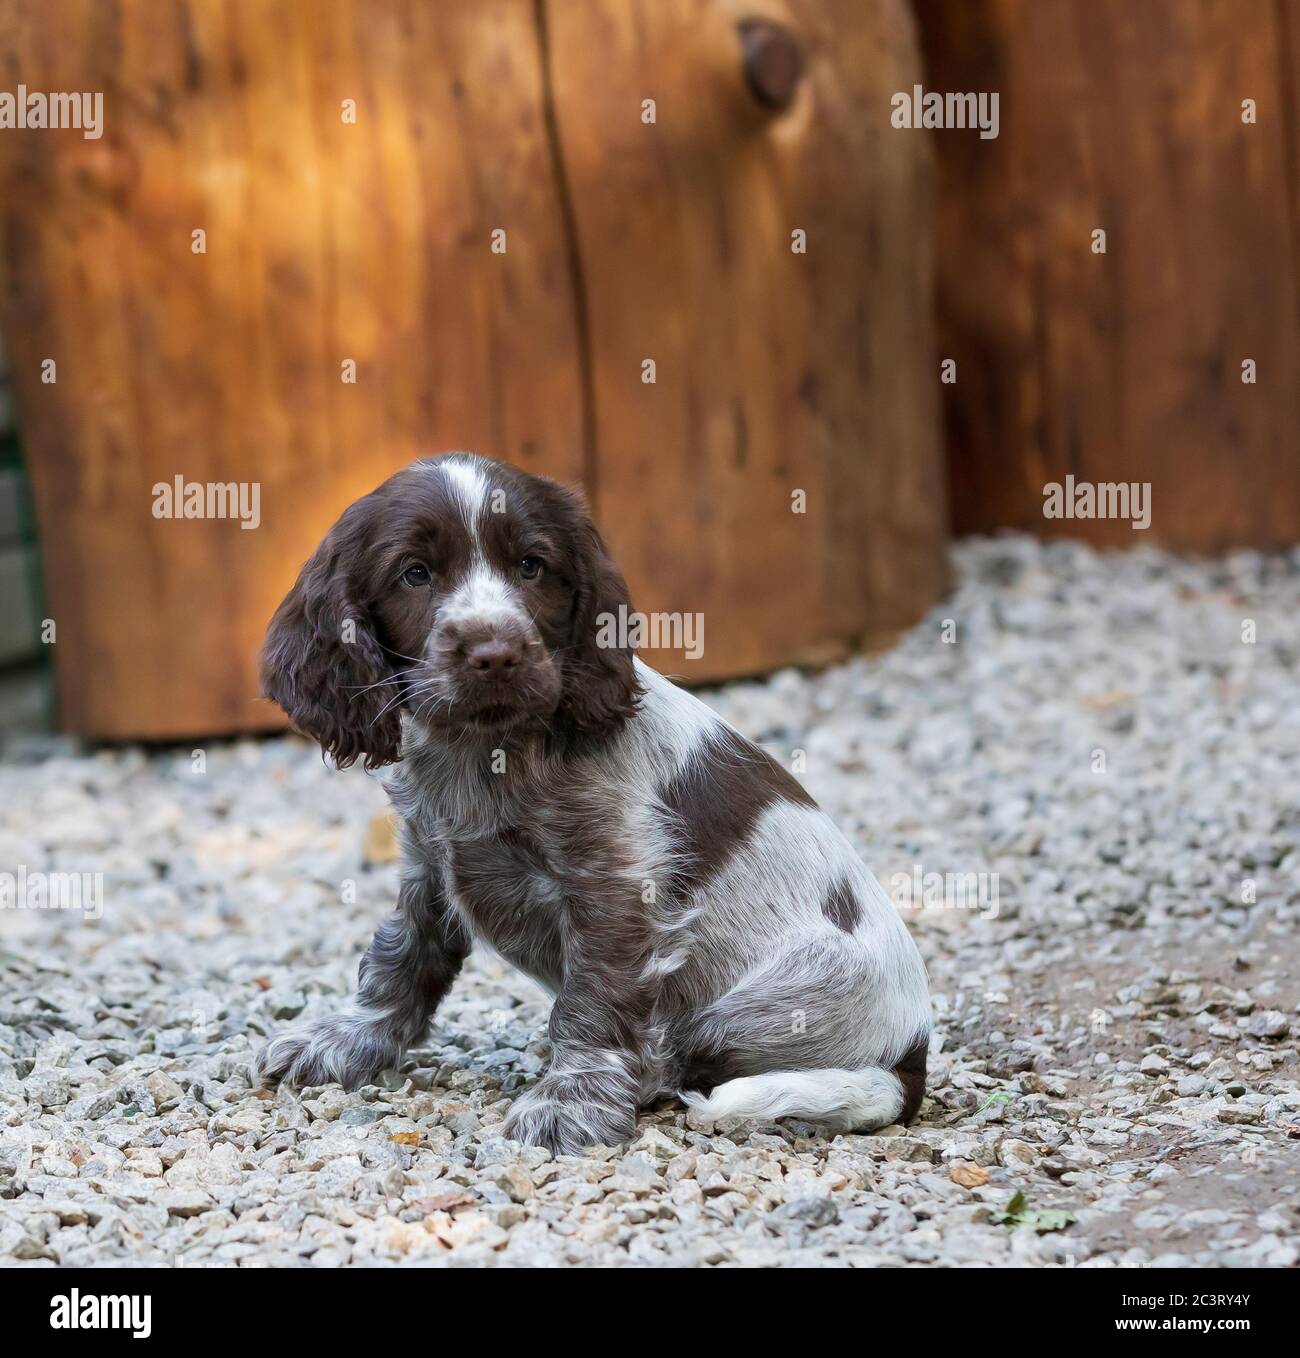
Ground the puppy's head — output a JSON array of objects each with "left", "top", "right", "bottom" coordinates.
[{"left": 261, "top": 454, "right": 640, "bottom": 768}]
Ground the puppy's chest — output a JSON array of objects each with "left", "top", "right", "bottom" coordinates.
[{"left": 442, "top": 824, "right": 568, "bottom": 981}]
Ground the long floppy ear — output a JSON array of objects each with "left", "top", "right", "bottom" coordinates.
[
  {"left": 556, "top": 487, "right": 641, "bottom": 738},
  {"left": 260, "top": 497, "right": 403, "bottom": 770}
]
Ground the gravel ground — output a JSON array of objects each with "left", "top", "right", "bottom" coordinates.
[{"left": 2, "top": 536, "right": 1298, "bottom": 1268}]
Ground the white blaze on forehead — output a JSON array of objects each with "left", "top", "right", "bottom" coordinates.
[
  {"left": 435, "top": 458, "right": 532, "bottom": 633},
  {"left": 440, "top": 458, "right": 488, "bottom": 546}
]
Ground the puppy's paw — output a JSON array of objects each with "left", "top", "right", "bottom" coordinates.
[
  {"left": 504, "top": 1076, "right": 637, "bottom": 1155},
  {"left": 256, "top": 1009, "right": 401, "bottom": 1091}
]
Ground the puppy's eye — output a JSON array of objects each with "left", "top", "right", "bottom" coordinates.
[
  {"left": 401, "top": 562, "right": 431, "bottom": 587},
  {"left": 519, "top": 556, "right": 545, "bottom": 580}
]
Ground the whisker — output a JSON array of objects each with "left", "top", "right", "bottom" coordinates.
[
  {"left": 414, "top": 691, "right": 456, "bottom": 727},
  {"left": 370, "top": 677, "right": 437, "bottom": 727},
  {"left": 343, "top": 666, "right": 423, "bottom": 694}
]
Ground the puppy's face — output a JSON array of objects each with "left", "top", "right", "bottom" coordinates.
[
  {"left": 261, "top": 455, "right": 638, "bottom": 767},
  {"left": 371, "top": 460, "right": 571, "bottom": 732}
]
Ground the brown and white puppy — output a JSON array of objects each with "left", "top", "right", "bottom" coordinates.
[{"left": 256, "top": 453, "right": 931, "bottom": 1154}]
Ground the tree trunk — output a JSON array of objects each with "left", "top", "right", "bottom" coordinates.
[
  {"left": 0, "top": 0, "right": 945, "bottom": 739},
  {"left": 916, "top": 0, "right": 1300, "bottom": 551}
]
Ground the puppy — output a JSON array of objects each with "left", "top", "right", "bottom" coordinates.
[{"left": 256, "top": 453, "right": 931, "bottom": 1153}]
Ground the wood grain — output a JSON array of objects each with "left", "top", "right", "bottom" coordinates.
[
  {"left": 915, "top": 0, "right": 1300, "bottom": 550},
  {"left": 0, "top": 0, "right": 947, "bottom": 736},
  {"left": 0, "top": 0, "right": 584, "bottom": 737},
  {"left": 547, "top": 0, "right": 947, "bottom": 680}
]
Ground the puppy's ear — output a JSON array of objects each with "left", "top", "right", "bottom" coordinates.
[
  {"left": 260, "top": 497, "right": 402, "bottom": 770},
  {"left": 556, "top": 487, "right": 641, "bottom": 738}
]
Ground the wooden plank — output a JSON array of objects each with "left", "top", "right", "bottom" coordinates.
[
  {"left": 545, "top": 0, "right": 948, "bottom": 680},
  {"left": 0, "top": 0, "right": 585, "bottom": 738},
  {"left": 915, "top": 0, "right": 1300, "bottom": 550},
  {"left": 0, "top": 0, "right": 949, "bottom": 734}
]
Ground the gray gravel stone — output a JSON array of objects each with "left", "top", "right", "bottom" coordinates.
[
  {"left": 1245, "top": 1011, "right": 1290, "bottom": 1039},
  {"left": 22, "top": 1069, "right": 71, "bottom": 1108},
  {"left": 2, "top": 537, "right": 1297, "bottom": 1266}
]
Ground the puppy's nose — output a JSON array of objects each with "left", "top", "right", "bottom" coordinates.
[{"left": 465, "top": 636, "right": 523, "bottom": 677}]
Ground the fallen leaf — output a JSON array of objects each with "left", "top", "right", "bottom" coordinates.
[
  {"left": 1018, "top": 1208, "right": 1075, "bottom": 1233},
  {"left": 1000, "top": 1190, "right": 1075, "bottom": 1233}
]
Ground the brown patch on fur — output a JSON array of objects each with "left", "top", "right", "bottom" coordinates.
[
  {"left": 822, "top": 875, "right": 861, "bottom": 933},
  {"left": 661, "top": 725, "right": 815, "bottom": 898}
]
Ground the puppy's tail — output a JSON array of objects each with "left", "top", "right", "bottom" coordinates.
[{"left": 680, "top": 1042, "right": 928, "bottom": 1132}]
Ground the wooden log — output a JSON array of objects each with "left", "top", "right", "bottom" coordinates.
[
  {"left": 915, "top": 0, "right": 1300, "bottom": 551},
  {"left": 0, "top": 0, "right": 584, "bottom": 738},
  {"left": 549, "top": 0, "right": 947, "bottom": 679},
  {"left": 0, "top": 0, "right": 946, "bottom": 737}
]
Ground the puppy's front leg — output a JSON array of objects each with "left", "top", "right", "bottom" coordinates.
[
  {"left": 505, "top": 991, "right": 644, "bottom": 1155},
  {"left": 505, "top": 899, "right": 651, "bottom": 1155},
  {"left": 258, "top": 866, "right": 468, "bottom": 1090}
]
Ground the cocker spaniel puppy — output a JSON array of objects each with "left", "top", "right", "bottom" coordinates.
[{"left": 256, "top": 453, "right": 931, "bottom": 1154}]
